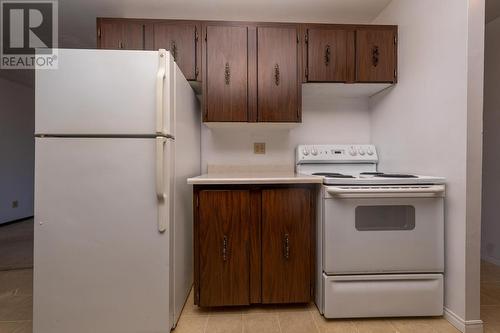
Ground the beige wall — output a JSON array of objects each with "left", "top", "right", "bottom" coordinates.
[
  {"left": 201, "top": 88, "right": 371, "bottom": 171},
  {"left": 482, "top": 16, "right": 500, "bottom": 266},
  {"left": 370, "top": 0, "right": 483, "bottom": 331}
]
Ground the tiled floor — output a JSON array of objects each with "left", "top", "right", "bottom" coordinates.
[
  {"left": 0, "top": 219, "right": 499, "bottom": 333},
  {"left": 172, "top": 290, "right": 461, "bottom": 333},
  {"left": 0, "top": 220, "right": 33, "bottom": 271},
  {"left": 481, "top": 261, "right": 500, "bottom": 333}
]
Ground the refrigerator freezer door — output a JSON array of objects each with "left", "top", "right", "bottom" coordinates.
[
  {"left": 35, "top": 49, "right": 175, "bottom": 136},
  {"left": 34, "top": 137, "right": 174, "bottom": 333}
]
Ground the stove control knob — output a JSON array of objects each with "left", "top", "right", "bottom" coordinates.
[
  {"left": 358, "top": 148, "right": 366, "bottom": 156},
  {"left": 367, "top": 147, "right": 374, "bottom": 156},
  {"left": 311, "top": 148, "right": 318, "bottom": 156},
  {"left": 349, "top": 146, "right": 357, "bottom": 156},
  {"left": 302, "top": 148, "right": 309, "bottom": 156}
]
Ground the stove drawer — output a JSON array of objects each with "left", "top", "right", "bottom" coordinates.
[
  {"left": 323, "top": 273, "right": 443, "bottom": 318},
  {"left": 323, "top": 196, "right": 444, "bottom": 274}
]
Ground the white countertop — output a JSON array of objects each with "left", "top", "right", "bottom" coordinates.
[{"left": 187, "top": 172, "right": 323, "bottom": 185}]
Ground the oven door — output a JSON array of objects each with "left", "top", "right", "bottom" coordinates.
[{"left": 323, "top": 185, "right": 445, "bottom": 274}]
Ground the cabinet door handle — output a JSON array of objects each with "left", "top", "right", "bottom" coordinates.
[
  {"left": 119, "top": 41, "right": 124, "bottom": 49},
  {"left": 222, "top": 235, "right": 228, "bottom": 261},
  {"left": 372, "top": 45, "right": 380, "bottom": 67},
  {"left": 324, "top": 44, "right": 331, "bottom": 66},
  {"left": 283, "top": 233, "right": 290, "bottom": 260},
  {"left": 274, "top": 64, "right": 280, "bottom": 86},
  {"left": 170, "top": 40, "right": 178, "bottom": 61},
  {"left": 224, "top": 62, "right": 230, "bottom": 85}
]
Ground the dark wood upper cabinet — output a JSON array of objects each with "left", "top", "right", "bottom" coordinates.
[
  {"left": 204, "top": 25, "right": 249, "bottom": 122},
  {"left": 153, "top": 23, "right": 199, "bottom": 80},
  {"left": 356, "top": 28, "right": 397, "bottom": 83},
  {"left": 198, "top": 190, "right": 250, "bottom": 306},
  {"left": 123, "top": 22, "right": 146, "bottom": 50},
  {"left": 257, "top": 26, "right": 300, "bottom": 122},
  {"left": 306, "top": 28, "right": 355, "bottom": 82},
  {"left": 98, "top": 20, "right": 123, "bottom": 49},
  {"left": 97, "top": 19, "right": 398, "bottom": 122},
  {"left": 261, "top": 188, "right": 312, "bottom": 303},
  {"left": 98, "top": 19, "right": 145, "bottom": 50}
]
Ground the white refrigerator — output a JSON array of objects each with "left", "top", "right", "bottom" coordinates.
[{"left": 34, "top": 49, "right": 200, "bottom": 333}]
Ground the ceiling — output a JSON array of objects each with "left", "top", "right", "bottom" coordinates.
[
  {"left": 486, "top": 0, "right": 500, "bottom": 23},
  {"left": 59, "top": 0, "right": 392, "bottom": 48}
]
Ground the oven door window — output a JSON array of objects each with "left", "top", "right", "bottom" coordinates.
[{"left": 355, "top": 205, "right": 415, "bottom": 231}]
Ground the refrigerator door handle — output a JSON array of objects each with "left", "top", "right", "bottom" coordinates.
[
  {"left": 156, "top": 49, "right": 167, "bottom": 135},
  {"left": 156, "top": 136, "right": 167, "bottom": 233}
]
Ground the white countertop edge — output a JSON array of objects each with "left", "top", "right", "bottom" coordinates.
[{"left": 187, "top": 174, "right": 323, "bottom": 185}]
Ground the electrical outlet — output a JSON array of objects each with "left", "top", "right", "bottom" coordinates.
[
  {"left": 12, "top": 200, "right": 18, "bottom": 208},
  {"left": 254, "top": 142, "right": 266, "bottom": 154}
]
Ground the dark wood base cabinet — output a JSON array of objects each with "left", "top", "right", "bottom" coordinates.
[{"left": 193, "top": 185, "right": 316, "bottom": 307}]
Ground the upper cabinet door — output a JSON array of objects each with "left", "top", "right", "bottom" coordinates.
[
  {"left": 99, "top": 21, "right": 124, "bottom": 49},
  {"left": 123, "top": 22, "right": 145, "bottom": 50},
  {"left": 98, "top": 20, "right": 144, "bottom": 50},
  {"left": 261, "top": 188, "right": 312, "bottom": 303},
  {"left": 204, "top": 25, "right": 248, "bottom": 122},
  {"left": 257, "top": 26, "right": 300, "bottom": 122},
  {"left": 198, "top": 190, "right": 250, "bottom": 306},
  {"left": 356, "top": 28, "right": 397, "bottom": 83},
  {"left": 153, "top": 23, "right": 198, "bottom": 80},
  {"left": 306, "top": 28, "right": 354, "bottom": 82}
]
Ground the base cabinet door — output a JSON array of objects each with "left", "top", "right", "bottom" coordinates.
[
  {"left": 198, "top": 190, "right": 250, "bottom": 306},
  {"left": 261, "top": 188, "right": 312, "bottom": 303}
]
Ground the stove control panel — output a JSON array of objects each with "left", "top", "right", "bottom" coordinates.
[{"left": 296, "top": 144, "right": 378, "bottom": 164}]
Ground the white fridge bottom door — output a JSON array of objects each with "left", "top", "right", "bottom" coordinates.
[
  {"left": 34, "top": 137, "right": 174, "bottom": 333},
  {"left": 323, "top": 273, "right": 444, "bottom": 318}
]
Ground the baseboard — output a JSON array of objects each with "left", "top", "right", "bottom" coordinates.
[
  {"left": 482, "top": 255, "right": 500, "bottom": 266},
  {"left": 444, "top": 308, "right": 483, "bottom": 333}
]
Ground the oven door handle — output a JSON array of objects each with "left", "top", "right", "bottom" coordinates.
[{"left": 326, "top": 184, "right": 446, "bottom": 198}]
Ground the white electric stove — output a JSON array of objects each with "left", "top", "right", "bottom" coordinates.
[{"left": 297, "top": 144, "right": 446, "bottom": 319}]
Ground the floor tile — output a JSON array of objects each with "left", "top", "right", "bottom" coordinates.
[
  {"left": 243, "top": 313, "right": 280, "bottom": 333},
  {"left": 352, "top": 319, "right": 397, "bottom": 333},
  {"left": 389, "top": 317, "right": 460, "bottom": 333},
  {"left": 390, "top": 318, "right": 438, "bottom": 333},
  {"left": 173, "top": 315, "right": 208, "bottom": 333},
  {"left": 482, "top": 306, "right": 500, "bottom": 324},
  {"left": 0, "top": 321, "right": 32, "bottom": 333},
  {"left": 0, "top": 219, "right": 33, "bottom": 271},
  {"left": 0, "top": 295, "right": 32, "bottom": 321},
  {"left": 205, "top": 314, "right": 243, "bottom": 333},
  {"left": 181, "top": 289, "right": 211, "bottom": 317},
  {"left": 420, "top": 318, "right": 461, "bottom": 333},
  {"left": 278, "top": 311, "right": 318, "bottom": 333},
  {"left": 484, "top": 323, "right": 500, "bottom": 333},
  {"left": 482, "top": 283, "right": 500, "bottom": 305},
  {"left": 310, "top": 310, "right": 356, "bottom": 333},
  {"left": 0, "top": 269, "right": 33, "bottom": 297}
]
